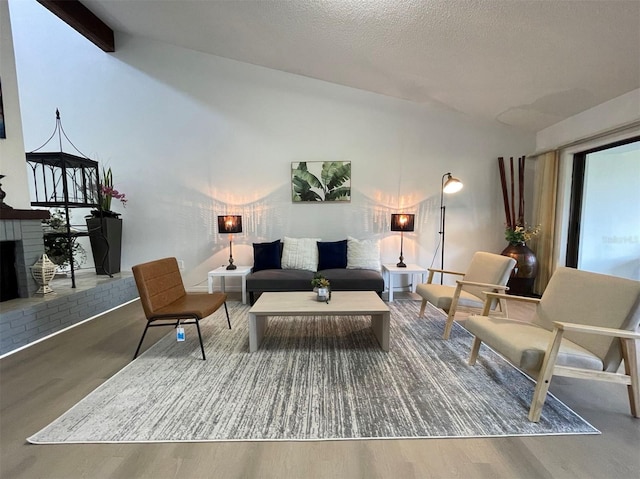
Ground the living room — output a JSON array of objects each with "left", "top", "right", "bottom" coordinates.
[{"left": 1, "top": 1, "right": 639, "bottom": 478}]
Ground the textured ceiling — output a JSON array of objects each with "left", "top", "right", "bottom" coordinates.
[{"left": 81, "top": 0, "right": 640, "bottom": 132}]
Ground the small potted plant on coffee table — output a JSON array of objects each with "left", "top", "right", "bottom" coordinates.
[{"left": 311, "top": 273, "right": 331, "bottom": 301}]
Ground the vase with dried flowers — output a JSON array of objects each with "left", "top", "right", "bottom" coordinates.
[
  {"left": 498, "top": 156, "right": 540, "bottom": 295},
  {"left": 86, "top": 167, "right": 127, "bottom": 275}
]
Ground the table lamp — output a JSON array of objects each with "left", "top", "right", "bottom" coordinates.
[
  {"left": 390, "top": 213, "right": 415, "bottom": 268},
  {"left": 217, "top": 215, "right": 242, "bottom": 270}
]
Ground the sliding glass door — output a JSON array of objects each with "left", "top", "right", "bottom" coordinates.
[{"left": 566, "top": 137, "right": 639, "bottom": 280}]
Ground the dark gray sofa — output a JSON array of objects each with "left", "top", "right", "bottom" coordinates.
[{"left": 246, "top": 238, "right": 384, "bottom": 304}]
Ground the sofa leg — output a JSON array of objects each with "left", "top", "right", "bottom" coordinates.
[{"left": 249, "top": 292, "right": 255, "bottom": 305}]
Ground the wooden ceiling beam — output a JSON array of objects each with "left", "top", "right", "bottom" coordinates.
[{"left": 37, "top": 0, "right": 115, "bottom": 52}]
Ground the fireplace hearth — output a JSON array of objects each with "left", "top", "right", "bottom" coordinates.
[
  {"left": 1, "top": 241, "right": 19, "bottom": 301},
  {"left": 0, "top": 208, "right": 50, "bottom": 301}
]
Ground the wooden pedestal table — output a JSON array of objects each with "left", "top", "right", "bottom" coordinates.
[{"left": 248, "top": 291, "right": 390, "bottom": 352}]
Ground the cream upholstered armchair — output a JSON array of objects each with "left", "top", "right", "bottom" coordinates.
[
  {"left": 416, "top": 252, "right": 516, "bottom": 339},
  {"left": 465, "top": 267, "right": 640, "bottom": 422}
]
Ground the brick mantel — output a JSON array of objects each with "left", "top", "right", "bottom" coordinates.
[{"left": 0, "top": 208, "right": 50, "bottom": 221}]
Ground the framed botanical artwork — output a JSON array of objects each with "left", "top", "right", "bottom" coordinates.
[{"left": 291, "top": 161, "right": 351, "bottom": 202}]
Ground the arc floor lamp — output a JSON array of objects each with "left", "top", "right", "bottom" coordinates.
[{"left": 439, "top": 173, "right": 463, "bottom": 284}]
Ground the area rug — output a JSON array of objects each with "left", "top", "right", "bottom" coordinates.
[{"left": 28, "top": 300, "right": 598, "bottom": 443}]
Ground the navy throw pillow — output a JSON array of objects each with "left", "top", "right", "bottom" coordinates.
[
  {"left": 317, "top": 240, "right": 348, "bottom": 270},
  {"left": 253, "top": 240, "right": 282, "bottom": 272}
]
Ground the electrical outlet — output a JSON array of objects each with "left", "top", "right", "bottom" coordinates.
[{"left": 177, "top": 259, "right": 185, "bottom": 270}]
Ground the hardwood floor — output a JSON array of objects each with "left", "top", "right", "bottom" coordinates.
[{"left": 1, "top": 296, "right": 639, "bottom": 478}]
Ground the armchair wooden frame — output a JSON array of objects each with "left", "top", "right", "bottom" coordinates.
[
  {"left": 419, "top": 267, "right": 510, "bottom": 340},
  {"left": 469, "top": 291, "right": 640, "bottom": 422}
]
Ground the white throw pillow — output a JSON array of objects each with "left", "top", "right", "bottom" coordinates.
[
  {"left": 281, "top": 237, "right": 321, "bottom": 272},
  {"left": 347, "top": 236, "right": 381, "bottom": 270}
]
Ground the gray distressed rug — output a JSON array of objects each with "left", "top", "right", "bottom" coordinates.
[{"left": 28, "top": 300, "right": 597, "bottom": 443}]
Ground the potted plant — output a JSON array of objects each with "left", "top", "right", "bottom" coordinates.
[
  {"left": 311, "top": 272, "right": 329, "bottom": 290},
  {"left": 311, "top": 273, "right": 331, "bottom": 301},
  {"left": 43, "top": 209, "right": 87, "bottom": 273},
  {"left": 86, "top": 167, "right": 127, "bottom": 275}
]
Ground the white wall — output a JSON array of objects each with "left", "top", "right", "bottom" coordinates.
[
  {"left": 0, "top": 0, "right": 30, "bottom": 208},
  {"left": 8, "top": 1, "right": 534, "bottom": 288}
]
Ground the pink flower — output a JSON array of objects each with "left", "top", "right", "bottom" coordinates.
[{"left": 99, "top": 168, "right": 127, "bottom": 213}]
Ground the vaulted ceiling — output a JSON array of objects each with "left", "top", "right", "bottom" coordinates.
[{"left": 73, "top": 0, "right": 640, "bottom": 132}]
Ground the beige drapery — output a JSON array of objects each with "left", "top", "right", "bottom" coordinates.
[{"left": 531, "top": 150, "right": 559, "bottom": 295}]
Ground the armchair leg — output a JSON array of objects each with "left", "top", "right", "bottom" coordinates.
[
  {"left": 621, "top": 338, "right": 640, "bottom": 417},
  {"left": 528, "top": 327, "right": 564, "bottom": 422},
  {"left": 194, "top": 318, "right": 206, "bottom": 360},
  {"left": 224, "top": 301, "right": 231, "bottom": 329},
  {"left": 443, "top": 284, "right": 463, "bottom": 340},
  {"left": 443, "top": 310, "right": 455, "bottom": 340},
  {"left": 419, "top": 300, "right": 427, "bottom": 317},
  {"left": 133, "top": 322, "right": 151, "bottom": 360},
  {"left": 469, "top": 337, "right": 482, "bottom": 365}
]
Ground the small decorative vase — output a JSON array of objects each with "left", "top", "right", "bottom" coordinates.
[
  {"left": 30, "top": 254, "right": 57, "bottom": 295},
  {"left": 317, "top": 287, "right": 330, "bottom": 302},
  {"left": 501, "top": 242, "right": 538, "bottom": 296}
]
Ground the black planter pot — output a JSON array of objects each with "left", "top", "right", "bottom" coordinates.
[
  {"left": 86, "top": 217, "right": 122, "bottom": 275},
  {"left": 501, "top": 242, "right": 538, "bottom": 296}
]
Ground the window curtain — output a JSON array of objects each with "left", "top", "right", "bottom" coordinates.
[{"left": 531, "top": 150, "right": 559, "bottom": 295}]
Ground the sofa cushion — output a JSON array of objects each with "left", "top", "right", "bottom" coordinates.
[
  {"left": 246, "top": 268, "right": 385, "bottom": 294},
  {"left": 321, "top": 268, "right": 384, "bottom": 292},
  {"left": 252, "top": 239, "right": 282, "bottom": 272},
  {"left": 346, "top": 236, "right": 381, "bottom": 271},
  {"left": 317, "top": 240, "right": 348, "bottom": 270},
  {"left": 282, "top": 237, "right": 320, "bottom": 272},
  {"left": 247, "top": 269, "right": 315, "bottom": 292}
]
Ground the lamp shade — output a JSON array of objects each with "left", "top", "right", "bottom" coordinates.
[
  {"left": 217, "top": 215, "right": 242, "bottom": 234},
  {"left": 390, "top": 213, "right": 415, "bottom": 232},
  {"left": 443, "top": 174, "right": 463, "bottom": 194}
]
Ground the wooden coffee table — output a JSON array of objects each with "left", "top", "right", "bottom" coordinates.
[{"left": 248, "top": 291, "right": 391, "bottom": 352}]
